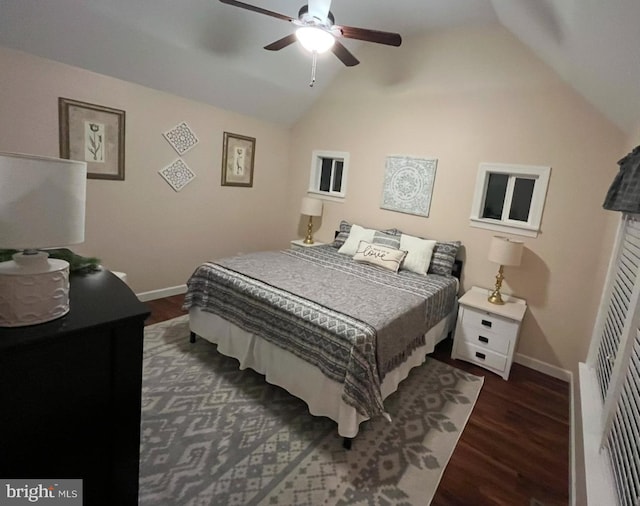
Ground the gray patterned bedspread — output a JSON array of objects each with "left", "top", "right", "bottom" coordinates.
[{"left": 183, "top": 245, "right": 458, "bottom": 418}]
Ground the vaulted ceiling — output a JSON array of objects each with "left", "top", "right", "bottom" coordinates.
[{"left": 0, "top": 0, "right": 638, "bottom": 135}]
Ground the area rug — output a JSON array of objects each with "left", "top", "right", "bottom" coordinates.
[{"left": 139, "top": 315, "right": 483, "bottom": 505}]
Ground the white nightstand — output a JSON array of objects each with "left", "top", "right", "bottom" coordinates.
[
  {"left": 452, "top": 286, "right": 527, "bottom": 380},
  {"left": 290, "top": 239, "right": 326, "bottom": 248}
]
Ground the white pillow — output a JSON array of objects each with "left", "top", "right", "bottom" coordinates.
[
  {"left": 352, "top": 241, "right": 407, "bottom": 273},
  {"left": 337, "top": 224, "right": 376, "bottom": 256},
  {"left": 400, "top": 234, "right": 437, "bottom": 275}
]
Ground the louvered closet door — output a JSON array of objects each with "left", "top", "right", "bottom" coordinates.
[
  {"left": 605, "top": 327, "right": 640, "bottom": 506},
  {"left": 590, "top": 213, "right": 640, "bottom": 506},
  {"left": 595, "top": 215, "right": 640, "bottom": 400}
]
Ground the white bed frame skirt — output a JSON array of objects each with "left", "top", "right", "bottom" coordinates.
[{"left": 189, "top": 307, "right": 456, "bottom": 438}]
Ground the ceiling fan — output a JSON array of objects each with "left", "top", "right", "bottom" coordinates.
[{"left": 219, "top": 0, "right": 402, "bottom": 84}]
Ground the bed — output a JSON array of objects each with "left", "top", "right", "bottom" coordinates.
[{"left": 184, "top": 225, "right": 462, "bottom": 440}]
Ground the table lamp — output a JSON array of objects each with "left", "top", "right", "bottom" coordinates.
[
  {"left": 300, "top": 196, "right": 323, "bottom": 244},
  {"left": 0, "top": 152, "right": 87, "bottom": 327},
  {"left": 487, "top": 236, "right": 523, "bottom": 305}
]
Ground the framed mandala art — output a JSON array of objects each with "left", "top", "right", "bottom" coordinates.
[{"left": 380, "top": 155, "right": 438, "bottom": 217}]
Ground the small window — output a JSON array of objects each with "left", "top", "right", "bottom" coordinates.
[
  {"left": 470, "top": 163, "right": 551, "bottom": 237},
  {"left": 308, "top": 150, "right": 349, "bottom": 200}
]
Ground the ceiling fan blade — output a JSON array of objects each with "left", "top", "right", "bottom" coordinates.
[
  {"left": 264, "top": 34, "right": 297, "bottom": 51},
  {"left": 331, "top": 41, "right": 359, "bottom": 67},
  {"left": 307, "top": 0, "right": 331, "bottom": 22},
  {"left": 219, "top": 0, "right": 294, "bottom": 22},
  {"left": 337, "top": 25, "right": 402, "bottom": 47}
]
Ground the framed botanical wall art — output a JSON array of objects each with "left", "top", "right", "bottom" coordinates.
[
  {"left": 221, "top": 131, "right": 256, "bottom": 187},
  {"left": 58, "top": 97, "right": 126, "bottom": 180},
  {"left": 380, "top": 155, "right": 438, "bottom": 217}
]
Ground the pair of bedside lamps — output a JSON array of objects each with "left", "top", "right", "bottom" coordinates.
[
  {"left": 299, "top": 195, "right": 522, "bottom": 304},
  {"left": 299, "top": 195, "right": 523, "bottom": 306}
]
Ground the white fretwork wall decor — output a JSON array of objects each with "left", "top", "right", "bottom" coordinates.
[
  {"left": 163, "top": 121, "right": 199, "bottom": 155},
  {"left": 381, "top": 155, "right": 438, "bottom": 217},
  {"left": 159, "top": 158, "right": 196, "bottom": 192}
]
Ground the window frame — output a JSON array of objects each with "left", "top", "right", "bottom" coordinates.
[
  {"left": 470, "top": 162, "right": 551, "bottom": 238},
  {"left": 307, "top": 150, "right": 349, "bottom": 201}
]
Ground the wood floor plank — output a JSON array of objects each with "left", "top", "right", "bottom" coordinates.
[{"left": 143, "top": 295, "right": 570, "bottom": 505}]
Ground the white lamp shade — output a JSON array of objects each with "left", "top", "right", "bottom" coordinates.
[
  {"left": 488, "top": 236, "right": 523, "bottom": 266},
  {"left": 300, "top": 196, "right": 323, "bottom": 217},
  {"left": 296, "top": 26, "right": 335, "bottom": 53},
  {"left": 0, "top": 152, "right": 87, "bottom": 250}
]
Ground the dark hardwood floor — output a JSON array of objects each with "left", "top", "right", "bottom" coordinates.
[{"left": 144, "top": 295, "right": 570, "bottom": 506}]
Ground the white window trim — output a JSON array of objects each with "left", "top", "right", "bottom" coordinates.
[
  {"left": 307, "top": 150, "right": 349, "bottom": 200},
  {"left": 469, "top": 162, "right": 551, "bottom": 238}
]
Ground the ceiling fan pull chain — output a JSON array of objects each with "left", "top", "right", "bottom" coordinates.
[{"left": 309, "top": 50, "right": 318, "bottom": 87}]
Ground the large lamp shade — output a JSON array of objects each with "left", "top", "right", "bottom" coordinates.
[
  {"left": 0, "top": 152, "right": 87, "bottom": 327},
  {"left": 488, "top": 236, "right": 523, "bottom": 267},
  {"left": 300, "top": 196, "right": 323, "bottom": 217}
]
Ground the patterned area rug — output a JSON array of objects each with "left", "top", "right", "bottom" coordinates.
[{"left": 139, "top": 315, "right": 483, "bottom": 505}]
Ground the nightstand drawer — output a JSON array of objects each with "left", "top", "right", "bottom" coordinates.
[
  {"left": 455, "top": 341, "right": 508, "bottom": 372},
  {"left": 457, "top": 322, "right": 511, "bottom": 354},
  {"left": 461, "top": 306, "right": 519, "bottom": 339}
]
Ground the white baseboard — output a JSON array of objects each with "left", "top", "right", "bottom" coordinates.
[
  {"left": 136, "top": 284, "right": 187, "bottom": 302},
  {"left": 514, "top": 352, "right": 572, "bottom": 382}
]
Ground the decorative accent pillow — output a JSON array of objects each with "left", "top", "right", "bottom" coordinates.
[
  {"left": 352, "top": 241, "right": 407, "bottom": 273},
  {"left": 384, "top": 227, "right": 403, "bottom": 237},
  {"left": 338, "top": 224, "right": 376, "bottom": 256},
  {"left": 399, "top": 234, "right": 437, "bottom": 276},
  {"left": 332, "top": 220, "right": 351, "bottom": 248},
  {"left": 428, "top": 241, "right": 462, "bottom": 276},
  {"left": 372, "top": 230, "right": 401, "bottom": 249}
]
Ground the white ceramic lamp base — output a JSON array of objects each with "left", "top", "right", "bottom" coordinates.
[{"left": 0, "top": 252, "right": 71, "bottom": 327}]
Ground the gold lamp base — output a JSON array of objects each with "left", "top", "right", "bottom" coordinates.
[
  {"left": 488, "top": 289, "right": 505, "bottom": 305},
  {"left": 303, "top": 216, "right": 315, "bottom": 244},
  {"left": 488, "top": 265, "right": 506, "bottom": 305}
]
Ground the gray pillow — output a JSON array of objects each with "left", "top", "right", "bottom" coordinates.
[
  {"left": 372, "top": 230, "right": 401, "bottom": 249},
  {"left": 427, "top": 241, "right": 461, "bottom": 276},
  {"left": 332, "top": 220, "right": 351, "bottom": 248}
]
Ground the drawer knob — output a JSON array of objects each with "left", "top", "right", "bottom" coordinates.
[
  {"left": 481, "top": 319, "right": 492, "bottom": 328},
  {"left": 478, "top": 336, "right": 489, "bottom": 344},
  {"left": 475, "top": 352, "right": 486, "bottom": 360}
]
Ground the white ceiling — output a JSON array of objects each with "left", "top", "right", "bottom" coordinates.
[{"left": 0, "top": 0, "right": 638, "bottom": 135}]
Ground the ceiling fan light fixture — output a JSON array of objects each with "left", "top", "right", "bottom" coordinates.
[{"left": 295, "top": 26, "right": 335, "bottom": 53}]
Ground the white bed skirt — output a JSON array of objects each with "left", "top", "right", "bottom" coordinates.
[{"left": 189, "top": 307, "right": 456, "bottom": 438}]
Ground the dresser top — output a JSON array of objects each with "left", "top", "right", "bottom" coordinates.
[{"left": 0, "top": 269, "right": 150, "bottom": 350}]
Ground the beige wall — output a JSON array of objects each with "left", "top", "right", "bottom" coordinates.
[
  {"left": 289, "top": 25, "right": 625, "bottom": 375},
  {"left": 0, "top": 46, "right": 291, "bottom": 293}
]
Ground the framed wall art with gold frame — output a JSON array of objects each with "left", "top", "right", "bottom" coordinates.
[
  {"left": 221, "top": 131, "right": 256, "bottom": 187},
  {"left": 58, "top": 97, "right": 126, "bottom": 180}
]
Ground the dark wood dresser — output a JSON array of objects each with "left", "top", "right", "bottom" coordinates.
[{"left": 0, "top": 269, "right": 150, "bottom": 506}]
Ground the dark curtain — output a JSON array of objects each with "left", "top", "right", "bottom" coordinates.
[{"left": 603, "top": 145, "right": 640, "bottom": 213}]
